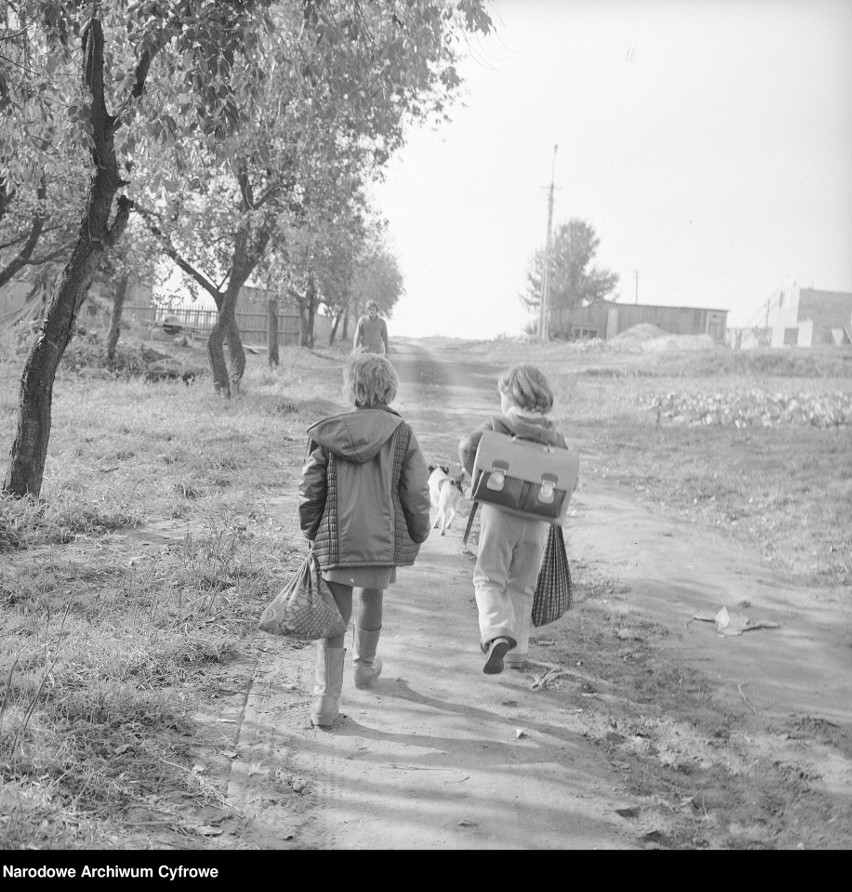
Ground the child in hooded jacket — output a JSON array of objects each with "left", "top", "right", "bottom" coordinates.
[
  {"left": 459, "top": 363, "right": 568, "bottom": 674},
  {"left": 299, "top": 352, "right": 431, "bottom": 727}
]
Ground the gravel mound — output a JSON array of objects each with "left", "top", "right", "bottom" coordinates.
[{"left": 612, "top": 323, "right": 670, "bottom": 341}]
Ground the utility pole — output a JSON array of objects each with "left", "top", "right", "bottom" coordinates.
[
  {"left": 634, "top": 270, "right": 639, "bottom": 304},
  {"left": 538, "top": 144, "right": 558, "bottom": 339}
]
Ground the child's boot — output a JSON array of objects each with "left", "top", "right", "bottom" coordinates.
[
  {"left": 311, "top": 645, "right": 345, "bottom": 728},
  {"left": 352, "top": 625, "right": 382, "bottom": 689}
]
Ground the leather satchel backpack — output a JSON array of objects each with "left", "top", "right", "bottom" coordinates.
[{"left": 463, "top": 430, "right": 579, "bottom": 544}]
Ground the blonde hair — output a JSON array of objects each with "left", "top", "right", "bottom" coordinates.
[
  {"left": 498, "top": 363, "right": 554, "bottom": 414},
  {"left": 344, "top": 352, "right": 398, "bottom": 407}
]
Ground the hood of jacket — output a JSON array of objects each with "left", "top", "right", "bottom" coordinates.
[
  {"left": 497, "top": 411, "right": 562, "bottom": 446},
  {"left": 306, "top": 407, "right": 403, "bottom": 463}
]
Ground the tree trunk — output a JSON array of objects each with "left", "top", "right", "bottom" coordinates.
[
  {"left": 107, "top": 274, "right": 129, "bottom": 360},
  {"left": 298, "top": 272, "right": 317, "bottom": 348},
  {"left": 226, "top": 314, "right": 245, "bottom": 395},
  {"left": 267, "top": 297, "right": 279, "bottom": 367},
  {"left": 208, "top": 307, "right": 246, "bottom": 397},
  {"left": 341, "top": 301, "right": 350, "bottom": 342},
  {"left": 206, "top": 320, "right": 230, "bottom": 395},
  {"left": 298, "top": 301, "right": 310, "bottom": 347},
  {"left": 329, "top": 312, "right": 340, "bottom": 346},
  {"left": 204, "top": 210, "right": 269, "bottom": 394},
  {"left": 3, "top": 18, "right": 130, "bottom": 498}
]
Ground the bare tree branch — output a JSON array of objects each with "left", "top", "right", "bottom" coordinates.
[
  {"left": 0, "top": 176, "right": 47, "bottom": 288},
  {"left": 131, "top": 200, "right": 224, "bottom": 306}
]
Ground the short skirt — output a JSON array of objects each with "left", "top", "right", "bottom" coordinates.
[{"left": 322, "top": 565, "right": 397, "bottom": 589}]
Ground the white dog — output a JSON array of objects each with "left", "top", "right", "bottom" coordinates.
[{"left": 428, "top": 465, "right": 465, "bottom": 536}]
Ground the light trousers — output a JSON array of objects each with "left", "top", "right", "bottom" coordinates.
[{"left": 473, "top": 504, "right": 548, "bottom": 660}]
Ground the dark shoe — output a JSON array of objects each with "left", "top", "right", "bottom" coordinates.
[
  {"left": 483, "top": 637, "right": 511, "bottom": 674},
  {"left": 481, "top": 636, "right": 517, "bottom": 654}
]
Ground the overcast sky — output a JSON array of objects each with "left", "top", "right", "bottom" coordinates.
[{"left": 371, "top": 0, "right": 852, "bottom": 339}]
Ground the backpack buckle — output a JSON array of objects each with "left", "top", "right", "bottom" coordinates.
[
  {"left": 486, "top": 461, "right": 509, "bottom": 491},
  {"left": 538, "top": 473, "right": 558, "bottom": 504}
]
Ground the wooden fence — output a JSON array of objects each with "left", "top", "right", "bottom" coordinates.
[{"left": 123, "top": 303, "right": 332, "bottom": 347}]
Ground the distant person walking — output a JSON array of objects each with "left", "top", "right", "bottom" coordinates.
[
  {"left": 298, "top": 352, "right": 431, "bottom": 728},
  {"left": 459, "top": 364, "right": 569, "bottom": 674},
  {"left": 353, "top": 300, "right": 389, "bottom": 355}
]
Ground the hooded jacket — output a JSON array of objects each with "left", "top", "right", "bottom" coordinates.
[
  {"left": 459, "top": 411, "right": 567, "bottom": 478},
  {"left": 298, "top": 407, "right": 431, "bottom": 570}
]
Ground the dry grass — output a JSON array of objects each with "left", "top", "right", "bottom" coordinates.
[{"left": 0, "top": 329, "right": 348, "bottom": 849}]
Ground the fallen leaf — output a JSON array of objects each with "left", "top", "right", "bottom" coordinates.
[{"left": 641, "top": 830, "right": 665, "bottom": 844}]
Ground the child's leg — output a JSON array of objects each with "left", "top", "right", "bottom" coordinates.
[
  {"left": 324, "top": 581, "right": 354, "bottom": 648},
  {"left": 353, "top": 587, "right": 384, "bottom": 688},
  {"left": 505, "top": 520, "right": 549, "bottom": 665},
  {"left": 355, "top": 587, "right": 384, "bottom": 631},
  {"left": 473, "top": 505, "right": 520, "bottom": 648}
]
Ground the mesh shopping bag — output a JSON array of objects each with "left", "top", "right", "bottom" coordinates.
[
  {"left": 258, "top": 551, "right": 347, "bottom": 641},
  {"left": 532, "top": 524, "right": 573, "bottom": 627}
]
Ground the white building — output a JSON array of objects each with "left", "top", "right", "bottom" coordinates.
[{"left": 767, "top": 282, "right": 852, "bottom": 348}]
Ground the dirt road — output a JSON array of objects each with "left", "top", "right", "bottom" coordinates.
[{"left": 210, "top": 338, "right": 851, "bottom": 850}]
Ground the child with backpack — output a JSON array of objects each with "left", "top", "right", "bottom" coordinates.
[{"left": 458, "top": 364, "right": 568, "bottom": 674}]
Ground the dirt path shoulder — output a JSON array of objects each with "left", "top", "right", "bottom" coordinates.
[{"left": 212, "top": 338, "right": 851, "bottom": 850}]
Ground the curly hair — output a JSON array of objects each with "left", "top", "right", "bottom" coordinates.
[
  {"left": 344, "top": 351, "right": 398, "bottom": 407},
  {"left": 498, "top": 363, "right": 554, "bottom": 414}
]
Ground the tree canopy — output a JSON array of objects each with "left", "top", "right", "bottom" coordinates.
[
  {"left": 1, "top": 0, "right": 492, "bottom": 496},
  {"left": 521, "top": 218, "right": 619, "bottom": 317}
]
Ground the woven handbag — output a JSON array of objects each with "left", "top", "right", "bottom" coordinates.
[
  {"left": 258, "top": 551, "right": 347, "bottom": 641},
  {"left": 532, "top": 524, "right": 573, "bottom": 627}
]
